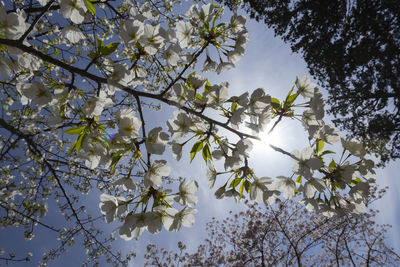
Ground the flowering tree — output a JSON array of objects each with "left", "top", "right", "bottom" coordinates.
[
  {"left": 0, "top": 0, "right": 378, "bottom": 265},
  {"left": 145, "top": 188, "right": 400, "bottom": 266}
]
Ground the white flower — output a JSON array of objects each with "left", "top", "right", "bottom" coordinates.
[
  {"left": 170, "top": 142, "right": 183, "bottom": 161},
  {"left": 188, "top": 74, "right": 206, "bottom": 90},
  {"left": 174, "top": 180, "right": 198, "bottom": 207},
  {"left": 119, "top": 213, "right": 147, "bottom": 240},
  {"left": 59, "top": 25, "right": 85, "bottom": 44},
  {"left": 113, "top": 178, "right": 136, "bottom": 191},
  {"left": 146, "top": 127, "right": 167, "bottom": 155},
  {"left": 230, "top": 14, "right": 246, "bottom": 34},
  {"left": 0, "top": 4, "right": 28, "bottom": 39},
  {"left": 204, "top": 82, "right": 229, "bottom": 106},
  {"left": 99, "top": 194, "right": 127, "bottom": 223},
  {"left": 80, "top": 134, "right": 108, "bottom": 169},
  {"left": 216, "top": 62, "right": 235, "bottom": 74},
  {"left": 202, "top": 52, "right": 218, "bottom": 72},
  {"left": 206, "top": 161, "right": 217, "bottom": 188},
  {"left": 349, "top": 181, "right": 369, "bottom": 202},
  {"left": 119, "top": 19, "right": 144, "bottom": 46},
  {"left": 309, "top": 90, "right": 325, "bottom": 120},
  {"left": 341, "top": 138, "right": 366, "bottom": 158},
  {"left": 107, "top": 63, "right": 133, "bottom": 87},
  {"left": 263, "top": 189, "right": 280, "bottom": 205},
  {"left": 292, "top": 147, "right": 321, "bottom": 179},
  {"left": 299, "top": 198, "right": 320, "bottom": 212},
  {"left": 167, "top": 207, "right": 197, "bottom": 232},
  {"left": 333, "top": 163, "right": 358, "bottom": 188},
  {"left": 250, "top": 177, "right": 273, "bottom": 202},
  {"left": 20, "top": 82, "right": 52, "bottom": 106},
  {"left": 295, "top": 75, "right": 317, "bottom": 98},
  {"left": 164, "top": 44, "right": 181, "bottom": 66},
  {"left": 144, "top": 160, "right": 170, "bottom": 187},
  {"left": 116, "top": 109, "right": 142, "bottom": 139},
  {"left": 236, "top": 138, "right": 253, "bottom": 157},
  {"left": 176, "top": 21, "right": 193, "bottom": 48},
  {"left": 17, "top": 53, "right": 42, "bottom": 71},
  {"left": 199, "top": 3, "right": 214, "bottom": 23},
  {"left": 358, "top": 159, "right": 375, "bottom": 176},
  {"left": 167, "top": 111, "right": 193, "bottom": 140},
  {"left": 302, "top": 178, "right": 325, "bottom": 198},
  {"left": 0, "top": 55, "right": 14, "bottom": 80},
  {"left": 60, "top": 0, "right": 87, "bottom": 24},
  {"left": 350, "top": 201, "right": 367, "bottom": 214},
  {"left": 138, "top": 24, "right": 164, "bottom": 55},
  {"left": 82, "top": 91, "right": 113, "bottom": 118},
  {"left": 273, "top": 176, "right": 296, "bottom": 199},
  {"left": 317, "top": 125, "right": 340, "bottom": 144}
]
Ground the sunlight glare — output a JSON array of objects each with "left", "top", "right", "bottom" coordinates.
[{"left": 258, "top": 127, "right": 284, "bottom": 148}]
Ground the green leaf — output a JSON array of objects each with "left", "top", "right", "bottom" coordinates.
[
  {"left": 85, "top": 0, "right": 96, "bottom": 15},
  {"left": 195, "top": 93, "right": 202, "bottom": 100},
  {"left": 350, "top": 177, "right": 362, "bottom": 185},
  {"left": 190, "top": 141, "right": 203, "bottom": 163},
  {"left": 284, "top": 85, "right": 295, "bottom": 101},
  {"left": 328, "top": 159, "right": 336, "bottom": 172},
  {"left": 63, "top": 126, "right": 86, "bottom": 135},
  {"left": 320, "top": 150, "right": 335, "bottom": 156},
  {"left": 270, "top": 98, "right": 281, "bottom": 110},
  {"left": 317, "top": 139, "right": 324, "bottom": 152},
  {"left": 96, "top": 37, "right": 104, "bottom": 51},
  {"left": 231, "top": 102, "right": 238, "bottom": 112},
  {"left": 296, "top": 175, "right": 302, "bottom": 183},
  {"left": 110, "top": 153, "right": 122, "bottom": 174},
  {"left": 239, "top": 180, "right": 244, "bottom": 199},
  {"left": 230, "top": 177, "right": 241, "bottom": 188},
  {"left": 204, "top": 79, "right": 211, "bottom": 92},
  {"left": 87, "top": 51, "right": 98, "bottom": 59},
  {"left": 286, "top": 92, "right": 298, "bottom": 106},
  {"left": 202, "top": 143, "right": 211, "bottom": 162},
  {"left": 75, "top": 133, "right": 85, "bottom": 152},
  {"left": 244, "top": 180, "right": 251, "bottom": 193},
  {"left": 100, "top": 42, "right": 119, "bottom": 56}
]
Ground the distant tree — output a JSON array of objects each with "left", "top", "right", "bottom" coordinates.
[
  {"left": 145, "top": 188, "right": 400, "bottom": 266},
  {"left": 220, "top": 0, "right": 400, "bottom": 165}
]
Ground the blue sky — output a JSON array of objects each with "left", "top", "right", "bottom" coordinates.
[{"left": 1, "top": 2, "right": 399, "bottom": 266}]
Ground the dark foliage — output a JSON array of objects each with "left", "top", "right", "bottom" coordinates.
[{"left": 221, "top": 0, "right": 400, "bottom": 165}]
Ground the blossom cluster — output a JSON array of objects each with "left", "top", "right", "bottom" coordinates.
[{"left": 0, "top": 0, "right": 377, "bottom": 254}]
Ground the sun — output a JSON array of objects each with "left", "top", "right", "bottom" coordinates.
[{"left": 258, "top": 127, "right": 284, "bottom": 147}]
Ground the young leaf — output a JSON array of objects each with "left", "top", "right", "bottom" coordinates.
[
  {"left": 317, "top": 139, "right": 324, "bottom": 152},
  {"left": 202, "top": 143, "right": 211, "bottom": 162},
  {"left": 284, "top": 85, "right": 295, "bottom": 102},
  {"left": 63, "top": 126, "right": 86, "bottom": 135},
  {"left": 101, "top": 42, "right": 119, "bottom": 56},
  {"left": 286, "top": 92, "right": 298, "bottom": 106},
  {"left": 204, "top": 79, "right": 211, "bottom": 92},
  {"left": 239, "top": 180, "right": 244, "bottom": 199},
  {"left": 85, "top": 0, "right": 96, "bottom": 15},
  {"left": 75, "top": 133, "right": 86, "bottom": 152},
  {"left": 190, "top": 141, "right": 203, "bottom": 163},
  {"left": 296, "top": 175, "right": 302, "bottom": 183},
  {"left": 320, "top": 150, "right": 335, "bottom": 156},
  {"left": 328, "top": 159, "right": 336, "bottom": 172},
  {"left": 230, "top": 177, "right": 241, "bottom": 188},
  {"left": 96, "top": 37, "right": 104, "bottom": 51},
  {"left": 231, "top": 102, "right": 238, "bottom": 112},
  {"left": 270, "top": 98, "right": 281, "bottom": 110},
  {"left": 244, "top": 180, "right": 251, "bottom": 193}
]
